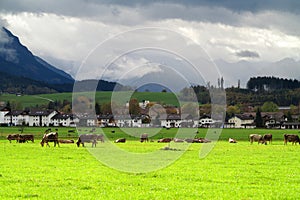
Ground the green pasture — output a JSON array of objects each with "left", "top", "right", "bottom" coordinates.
[
  {"left": 0, "top": 136, "right": 299, "bottom": 199},
  {"left": 0, "top": 127, "right": 299, "bottom": 142},
  {"left": 0, "top": 91, "right": 180, "bottom": 109}
]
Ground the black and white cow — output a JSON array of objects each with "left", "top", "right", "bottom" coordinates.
[{"left": 40, "top": 132, "right": 59, "bottom": 147}]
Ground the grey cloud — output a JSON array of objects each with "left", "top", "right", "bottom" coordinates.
[
  {"left": 1, "top": 0, "right": 299, "bottom": 37},
  {"left": 1, "top": 0, "right": 299, "bottom": 14},
  {"left": 236, "top": 50, "right": 260, "bottom": 58}
]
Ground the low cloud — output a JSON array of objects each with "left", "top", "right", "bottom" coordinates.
[
  {"left": 236, "top": 50, "right": 260, "bottom": 58},
  {"left": 0, "top": 24, "right": 19, "bottom": 63}
]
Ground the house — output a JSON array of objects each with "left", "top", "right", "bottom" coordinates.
[
  {"left": 160, "top": 114, "right": 181, "bottom": 128},
  {"left": 228, "top": 114, "right": 255, "bottom": 128},
  {"left": 194, "top": 115, "right": 214, "bottom": 128},
  {"left": 28, "top": 110, "right": 57, "bottom": 126},
  {"left": 114, "top": 115, "right": 142, "bottom": 127},
  {"left": 51, "top": 113, "right": 79, "bottom": 127},
  {"left": 281, "top": 122, "right": 300, "bottom": 129},
  {"left": 0, "top": 107, "right": 10, "bottom": 125},
  {"left": 4, "top": 110, "right": 29, "bottom": 126},
  {"left": 77, "top": 115, "right": 97, "bottom": 127},
  {"left": 126, "top": 100, "right": 150, "bottom": 109},
  {"left": 97, "top": 115, "right": 115, "bottom": 127}
]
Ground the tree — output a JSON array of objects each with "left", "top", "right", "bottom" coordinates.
[
  {"left": 95, "top": 102, "right": 101, "bottom": 115},
  {"left": 255, "top": 107, "right": 264, "bottom": 128},
  {"left": 261, "top": 101, "right": 278, "bottom": 112},
  {"left": 101, "top": 102, "right": 112, "bottom": 114},
  {"left": 129, "top": 98, "right": 140, "bottom": 115},
  {"left": 226, "top": 105, "right": 240, "bottom": 118},
  {"left": 48, "top": 101, "right": 55, "bottom": 110},
  {"left": 181, "top": 102, "right": 198, "bottom": 118},
  {"left": 286, "top": 111, "right": 293, "bottom": 122}
]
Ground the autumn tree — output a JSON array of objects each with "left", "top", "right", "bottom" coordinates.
[{"left": 129, "top": 98, "right": 140, "bottom": 115}]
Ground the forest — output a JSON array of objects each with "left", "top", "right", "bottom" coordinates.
[{"left": 186, "top": 76, "right": 300, "bottom": 106}]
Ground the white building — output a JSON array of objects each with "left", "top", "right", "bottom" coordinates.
[
  {"left": 0, "top": 107, "right": 10, "bottom": 125},
  {"left": 194, "top": 115, "right": 215, "bottom": 128},
  {"left": 228, "top": 114, "right": 255, "bottom": 128},
  {"left": 28, "top": 110, "right": 57, "bottom": 126},
  {"left": 4, "top": 110, "right": 30, "bottom": 126},
  {"left": 114, "top": 115, "right": 142, "bottom": 127},
  {"left": 51, "top": 114, "right": 79, "bottom": 127}
]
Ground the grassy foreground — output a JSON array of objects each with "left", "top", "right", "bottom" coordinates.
[{"left": 0, "top": 128, "right": 300, "bottom": 199}]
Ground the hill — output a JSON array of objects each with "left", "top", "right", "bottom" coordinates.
[{"left": 0, "top": 91, "right": 179, "bottom": 109}]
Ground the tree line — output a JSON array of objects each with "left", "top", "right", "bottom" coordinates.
[{"left": 247, "top": 76, "right": 300, "bottom": 92}]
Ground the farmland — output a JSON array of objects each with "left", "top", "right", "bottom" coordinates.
[{"left": 0, "top": 127, "right": 300, "bottom": 199}]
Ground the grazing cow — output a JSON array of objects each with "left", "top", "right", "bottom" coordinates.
[
  {"left": 140, "top": 133, "right": 149, "bottom": 143},
  {"left": 158, "top": 138, "right": 172, "bottom": 143},
  {"left": 76, "top": 134, "right": 99, "bottom": 147},
  {"left": 184, "top": 138, "right": 211, "bottom": 143},
  {"left": 59, "top": 139, "right": 74, "bottom": 144},
  {"left": 184, "top": 138, "right": 195, "bottom": 143},
  {"left": 96, "top": 134, "right": 105, "bottom": 143},
  {"left": 284, "top": 134, "right": 300, "bottom": 145},
  {"left": 229, "top": 138, "right": 237, "bottom": 143},
  {"left": 115, "top": 138, "right": 126, "bottom": 143},
  {"left": 173, "top": 138, "right": 185, "bottom": 143},
  {"left": 198, "top": 138, "right": 211, "bottom": 143},
  {"left": 18, "top": 134, "right": 34, "bottom": 143},
  {"left": 40, "top": 132, "right": 59, "bottom": 147},
  {"left": 6, "top": 134, "right": 20, "bottom": 143},
  {"left": 263, "top": 134, "right": 272, "bottom": 144},
  {"left": 249, "top": 134, "right": 266, "bottom": 145}
]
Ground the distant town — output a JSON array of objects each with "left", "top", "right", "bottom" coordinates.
[{"left": 1, "top": 98, "right": 299, "bottom": 130}]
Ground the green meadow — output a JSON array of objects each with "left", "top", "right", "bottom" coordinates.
[
  {"left": 0, "top": 127, "right": 300, "bottom": 199},
  {"left": 0, "top": 91, "right": 180, "bottom": 108}
]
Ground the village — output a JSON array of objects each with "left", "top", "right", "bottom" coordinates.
[{"left": 1, "top": 99, "right": 299, "bottom": 129}]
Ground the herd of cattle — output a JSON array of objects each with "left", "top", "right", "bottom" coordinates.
[
  {"left": 5, "top": 132, "right": 300, "bottom": 147},
  {"left": 248, "top": 133, "right": 300, "bottom": 145}
]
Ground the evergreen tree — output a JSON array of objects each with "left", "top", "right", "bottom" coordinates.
[
  {"left": 255, "top": 107, "right": 264, "bottom": 128},
  {"left": 95, "top": 102, "right": 101, "bottom": 115}
]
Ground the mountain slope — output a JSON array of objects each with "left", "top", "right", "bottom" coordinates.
[{"left": 0, "top": 27, "right": 74, "bottom": 84}]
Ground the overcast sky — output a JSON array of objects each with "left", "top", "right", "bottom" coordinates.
[{"left": 0, "top": 0, "right": 300, "bottom": 88}]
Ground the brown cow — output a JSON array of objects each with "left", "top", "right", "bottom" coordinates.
[
  {"left": 140, "top": 133, "right": 149, "bottom": 143},
  {"left": 115, "top": 138, "right": 126, "bottom": 143},
  {"left": 158, "top": 138, "right": 172, "bottom": 143},
  {"left": 249, "top": 134, "right": 266, "bottom": 145},
  {"left": 40, "top": 132, "right": 59, "bottom": 147},
  {"left": 59, "top": 139, "right": 74, "bottom": 144},
  {"left": 18, "top": 134, "right": 34, "bottom": 143},
  {"left": 263, "top": 134, "right": 272, "bottom": 144},
  {"left": 284, "top": 134, "right": 300, "bottom": 145},
  {"left": 6, "top": 134, "right": 19, "bottom": 143}
]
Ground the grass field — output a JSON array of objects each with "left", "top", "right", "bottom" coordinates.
[
  {"left": 0, "top": 91, "right": 180, "bottom": 109},
  {"left": 0, "top": 128, "right": 300, "bottom": 199}
]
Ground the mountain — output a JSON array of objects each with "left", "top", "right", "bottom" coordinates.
[
  {"left": 0, "top": 27, "right": 129, "bottom": 94},
  {"left": 136, "top": 83, "right": 171, "bottom": 92},
  {"left": 215, "top": 58, "right": 300, "bottom": 88},
  {"left": 0, "top": 27, "right": 74, "bottom": 84}
]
